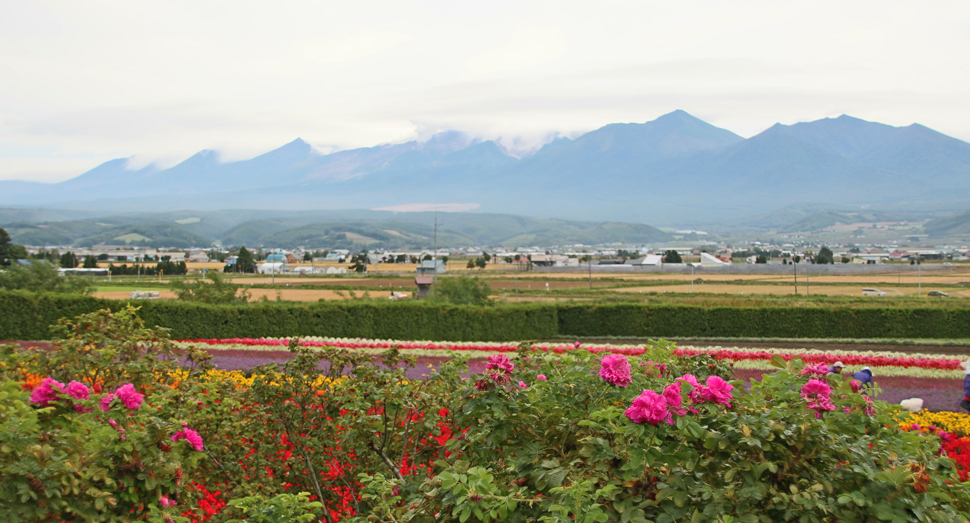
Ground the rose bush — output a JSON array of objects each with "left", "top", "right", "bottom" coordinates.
[
  {"left": 4, "top": 308, "right": 970, "bottom": 522},
  {"left": 357, "top": 350, "right": 970, "bottom": 522}
]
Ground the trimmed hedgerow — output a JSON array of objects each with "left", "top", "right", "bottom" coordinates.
[{"left": 2, "top": 290, "right": 969, "bottom": 341}]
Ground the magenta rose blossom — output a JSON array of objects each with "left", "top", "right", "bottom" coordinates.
[
  {"left": 485, "top": 354, "right": 514, "bottom": 374},
  {"left": 172, "top": 428, "right": 204, "bottom": 451},
  {"left": 64, "top": 381, "right": 90, "bottom": 400},
  {"left": 30, "top": 378, "right": 65, "bottom": 407},
  {"left": 701, "top": 376, "right": 734, "bottom": 407},
  {"left": 625, "top": 390, "right": 671, "bottom": 425},
  {"left": 64, "top": 381, "right": 92, "bottom": 413},
  {"left": 800, "top": 379, "right": 836, "bottom": 418},
  {"left": 662, "top": 382, "right": 687, "bottom": 416},
  {"left": 114, "top": 384, "right": 144, "bottom": 410},
  {"left": 100, "top": 393, "right": 115, "bottom": 412},
  {"left": 676, "top": 374, "right": 707, "bottom": 404},
  {"left": 799, "top": 362, "right": 830, "bottom": 377},
  {"left": 518, "top": 381, "right": 527, "bottom": 389},
  {"left": 599, "top": 354, "right": 632, "bottom": 387},
  {"left": 536, "top": 374, "right": 547, "bottom": 381}
]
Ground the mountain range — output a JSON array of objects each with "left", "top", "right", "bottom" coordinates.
[{"left": 2, "top": 110, "right": 969, "bottom": 225}]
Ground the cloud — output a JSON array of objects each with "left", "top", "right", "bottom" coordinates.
[{"left": 1, "top": 0, "right": 969, "bottom": 182}]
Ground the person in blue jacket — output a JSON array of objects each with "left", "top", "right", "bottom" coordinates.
[
  {"left": 828, "top": 361, "right": 845, "bottom": 374},
  {"left": 961, "top": 362, "right": 970, "bottom": 412},
  {"left": 851, "top": 366, "right": 874, "bottom": 396}
]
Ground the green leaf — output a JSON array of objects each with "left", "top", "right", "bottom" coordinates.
[
  {"left": 769, "top": 354, "right": 787, "bottom": 368},
  {"left": 674, "top": 491, "right": 687, "bottom": 507}
]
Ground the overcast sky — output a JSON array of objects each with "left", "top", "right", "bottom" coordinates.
[{"left": 2, "top": 0, "right": 968, "bottom": 182}]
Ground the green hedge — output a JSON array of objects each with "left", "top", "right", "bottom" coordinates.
[
  {"left": 0, "top": 290, "right": 558, "bottom": 341},
  {"left": 2, "top": 290, "right": 969, "bottom": 341},
  {"left": 555, "top": 303, "right": 970, "bottom": 339}
]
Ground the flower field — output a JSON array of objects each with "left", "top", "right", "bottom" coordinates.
[
  {"left": 177, "top": 336, "right": 970, "bottom": 412},
  {"left": 6, "top": 309, "right": 970, "bottom": 522}
]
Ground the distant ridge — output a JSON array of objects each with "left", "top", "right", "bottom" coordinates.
[{"left": 2, "top": 111, "right": 969, "bottom": 225}]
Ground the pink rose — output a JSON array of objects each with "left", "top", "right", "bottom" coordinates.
[
  {"left": 64, "top": 381, "right": 90, "bottom": 401},
  {"left": 662, "top": 382, "right": 687, "bottom": 416},
  {"left": 701, "top": 376, "right": 734, "bottom": 407},
  {"left": 599, "top": 354, "right": 632, "bottom": 387},
  {"left": 30, "top": 378, "right": 65, "bottom": 407},
  {"left": 171, "top": 428, "right": 204, "bottom": 451},
  {"left": 100, "top": 393, "right": 115, "bottom": 412},
  {"left": 114, "top": 384, "right": 144, "bottom": 411},
  {"left": 624, "top": 390, "right": 671, "bottom": 426},
  {"left": 518, "top": 381, "right": 527, "bottom": 389},
  {"left": 485, "top": 354, "right": 514, "bottom": 374},
  {"left": 536, "top": 374, "right": 547, "bottom": 381},
  {"left": 676, "top": 374, "right": 707, "bottom": 404}
]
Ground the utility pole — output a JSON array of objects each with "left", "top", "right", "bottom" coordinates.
[
  {"left": 918, "top": 258, "right": 921, "bottom": 296},
  {"left": 432, "top": 210, "right": 438, "bottom": 294},
  {"left": 515, "top": 260, "right": 519, "bottom": 300}
]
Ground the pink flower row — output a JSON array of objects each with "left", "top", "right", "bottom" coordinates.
[
  {"left": 673, "top": 348, "right": 963, "bottom": 371},
  {"left": 180, "top": 337, "right": 965, "bottom": 370}
]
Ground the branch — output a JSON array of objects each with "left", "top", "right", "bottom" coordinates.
[{"left": 370, "top": 441, "right": 405, "bottom": 481}]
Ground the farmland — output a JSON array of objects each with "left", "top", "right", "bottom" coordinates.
[{"left": 83, "top": 261, "right": 970, "bottom": 307}]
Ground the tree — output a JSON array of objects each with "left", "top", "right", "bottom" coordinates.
[
  {"left": 466, "top": 259, "right": 476, "bottom": 269},
  {"left": 816, "top": 246, "right": 835, "bottom": 265},
  {"left": 474, "top": 258, "right": 486, "bottom": 270},
  {"left": 662, "top": 250, "right": 683, "bottom": 264},
  {"left": 7, "top": 244, "right": 27, "bottom": 260},
  {"left": 170, "top": 272, "right": 249, "bottom": 304},
  {"left": 793, "top": 255, "right": 802, "bottom": 264},
  {"left": 82, "top": 256, "right": 98, "bottom": 269},
  {"left": 303, "top": 252, "right": 313, "bottom": 262},
  {"left": 0, "top": 228, "right": 10, "bottom": 265},
  {"left": 755, "top": 255, "right": 768, "bottom": 264},
  {"left": 59, "top": 251, "right": 78, "bottom": 269},
  {"left": 482, "top": 252, "right": 491, "bottom": 263},
  {"left": 348, "top": 253, "right": 368, "bottom": 273},
  {"left": 98, "top": 253, "right": 109, "bottom": 261},
  {"left": 0, "top": 259, "right": 93, "bottom": 294},
  {"left": 428, "top": 276, "right": 492, "bottom": 306},
  {"left": 237, "top": 247, "right": 256, "bottom": 273}
]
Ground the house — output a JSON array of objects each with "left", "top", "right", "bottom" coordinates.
[
  {"left": 626, "top": 255, "right": 663, "bottom": 266},
  {"left": 415, "top": 276, "right": 434, "bottom": 299},
  {"left": 531, "top": 254, "right": 577, "bottom": 267},
  {"left": 417, "top": 260, "right": 446, "bottom": 274},
  {"left": 699, "top": 253, "right": 729, "bottom": 266},
  {"left": 258, "top": 262, "right": 286, "bottom": 274},
  {"left": 187, "top": 253, "right": 209, "bottom": 263},
  {"left": 265, "top": 252, "right": 287, "bottom": 263}
]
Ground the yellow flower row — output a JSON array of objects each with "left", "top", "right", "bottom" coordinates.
[
  {"left": 164, "top": 369, "right": 338, "bottom": 390},
  {"left": 900, "top": 410, "right": 970, "bottom": 437}
]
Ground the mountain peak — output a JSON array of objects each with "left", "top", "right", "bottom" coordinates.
[{"left": 422, "top": 131, "right": 474, "bottom": 152}]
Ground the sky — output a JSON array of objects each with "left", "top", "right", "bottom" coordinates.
[{"left": 2, "top": 0, "right": 968, "bottom": 182}]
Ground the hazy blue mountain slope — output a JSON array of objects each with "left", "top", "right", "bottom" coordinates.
[
  {"left": 76, "top": 220, "right": 212, "bottom": 248},
  {"left": 923, "top": 210, "right": 970, "bottom": 237},
  {"left": 772, "top": 115, "right": 899, "bottom": 158}
]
